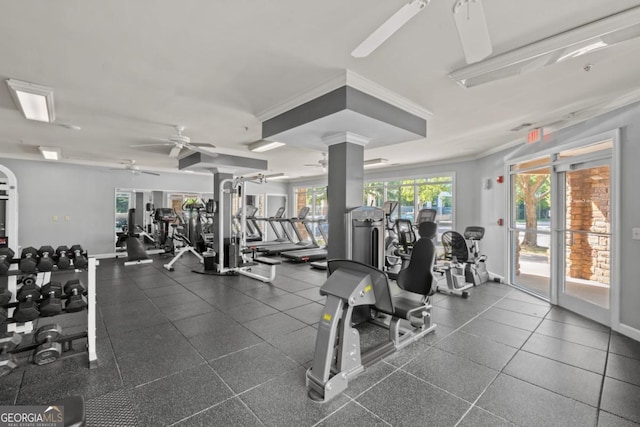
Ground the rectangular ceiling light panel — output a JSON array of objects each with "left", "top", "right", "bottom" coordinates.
[
  {"left": 6, "top": 79, "right": 55, "bottom": 122},
  {"left": 38, "top": 146, "right": 61, "bottom": 160},
  {"left": 249, "top": 140, "right": 286, "bottom": 152}
]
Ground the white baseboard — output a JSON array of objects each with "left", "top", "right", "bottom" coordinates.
[{"left": 614, "top": 323, "right": 640, "bottom": 342}]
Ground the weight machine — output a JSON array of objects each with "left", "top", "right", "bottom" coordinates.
[
  {"left": 123, "top": 208, "right": 153, "bottom": 266},
  {"left": 306, "top": 213, "right": 438, "bottom": 402},
  {"left": 213, "top": 174, "right": 281, "bottom": 282}
]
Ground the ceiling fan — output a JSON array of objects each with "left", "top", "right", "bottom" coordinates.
[
  {"left": 110, "top": 160, "right": 160, "bottom": 176},
  {"left": 351, "top": 0, "right": 492, "bottom": 64},
  {"left": 131, "top": 125, "right": 217, "bottom": 158},
  {"left": 305, "top": 152, "right": 329, "bottom": 172}
]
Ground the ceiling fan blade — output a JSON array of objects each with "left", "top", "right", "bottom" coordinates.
[
  {"left": 130, "top": 143, "right": 172, "bottom": 148},
  {"left": 184, "top": 146, "right": 219, "bottom": 158},
  {"left": 351, "top": 0, "right": 429, "bottom": 58},
  {"left": 141, "top": 171, "right": 160, "bottom": 176},
  {"left": 169, "top": 146, "right": 182, "bottom": 157},
  {"left": 452, "top": 0, "right": 492, "bottom": 64}
]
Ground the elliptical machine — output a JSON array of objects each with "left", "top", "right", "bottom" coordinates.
[
  {"left": 154, "top": 208, "right": 178, "bottom": 254},
  {"left": 382, "top": 201, "right": 400, "bottom": 270}
]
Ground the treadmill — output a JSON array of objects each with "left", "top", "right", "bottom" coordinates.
[
  {"left": 309, "top": 222, "right": 330, "bottom": 270},
  {"left": 281, "top": 218, "right": 328, "bottom": 262},
  {"left": 234, "top": 205, "right": 262, "bottom": 242},
  {"left": 246, "top": 207, "right": 290, "bottom": 250},
  {"left": 257, "top": 207, "right": 316, "bottom": 255}
]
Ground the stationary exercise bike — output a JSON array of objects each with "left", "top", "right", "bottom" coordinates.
[{"left": 435, "top": 226, "right": 489, "bottom": 298}]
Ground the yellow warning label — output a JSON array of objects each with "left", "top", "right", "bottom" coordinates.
[
  {"left": 364, "top": 284, "right": 372, "bottom": 293},
  {"left": 323, "top": 313, "right": 332, "bottom": 321}
]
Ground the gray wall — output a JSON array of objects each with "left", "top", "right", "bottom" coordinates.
[{"left": 0, "top": 158, "right": 286, "bottom": 256}]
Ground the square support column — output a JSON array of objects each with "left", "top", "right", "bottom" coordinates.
[
  {"left": 213, "top": 170, "right": 233, "bottom": 247},
  {"left": 327, "top": 140, "right": 365, "bottom": 260}
]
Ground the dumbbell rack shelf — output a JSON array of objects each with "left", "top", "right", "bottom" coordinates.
[{"left": 1, "top": 257, "right": 98, "bottom": 369}]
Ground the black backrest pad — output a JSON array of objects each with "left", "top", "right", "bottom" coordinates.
[
  {"left": 396, "top": 232, "right": 436, "bottom": 296},
  {"left": 327, "top": 259, "right": 394, "bottom": 315},
  {"left": 441, "top": 230, "right": 469, "bottom": 262},
  {"left": 418, "top": 221, "right": 437, "bottom": 239},
  {"left": 395, "top": 219, "right": 415, "bottom": 245}
]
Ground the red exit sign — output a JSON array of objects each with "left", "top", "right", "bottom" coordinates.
[{"left": 527, "top": 128, "right": 543, "bottom": 144}]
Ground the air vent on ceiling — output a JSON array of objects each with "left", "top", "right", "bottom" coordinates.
[{"left": 510, "top": 123, "right": 534, "bottom": 132}]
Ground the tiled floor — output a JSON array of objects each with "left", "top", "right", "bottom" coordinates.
[{"left": 2, "top": 253, "right": 640, "bottom": 426}]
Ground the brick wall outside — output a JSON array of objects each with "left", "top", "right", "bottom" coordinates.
[{"left": 565, "top": 166, "right": 610, "bottom": 284}]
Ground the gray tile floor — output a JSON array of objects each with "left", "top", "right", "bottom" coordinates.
[{"left": 2, "top": 253, "right": 640, "bottom": 426}]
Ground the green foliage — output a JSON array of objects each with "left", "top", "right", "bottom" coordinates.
[
  {"left": 515, "top": 174, "right": 550, "bottom": 204},
  {"left": 115, "top": 193, "right": 130, "bottom": 213}
]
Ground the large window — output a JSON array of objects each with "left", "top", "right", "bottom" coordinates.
[
  {"left": 294, "top": 175, "right": 454, "bottom": 242},
  {"left": 294, "top": 186, "right": 327, "bottom": 218},
  {"left": 293, "top": 186, "right": 327, "bottom": 242},
  {"left": 364, "top": 175, "right": 454, "bottom": 240}
]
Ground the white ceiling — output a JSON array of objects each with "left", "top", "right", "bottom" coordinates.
[{"left": 1, "top": 0, "right": 640, "bottom": 179}]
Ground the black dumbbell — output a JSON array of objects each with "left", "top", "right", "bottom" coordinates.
[
  {"left": 22, "top": 273, "right": 37, "bottom": 287},
  {"left": 0, "top": 333, "right": 22, "bottom": 377},
  {"left": 0, "top": 288, "right": 12, "bottom": 324},
  {"left": 19, "top": 247, "right": 39, "bottom": 273},
  {"left": 64, "top": 279, "right": 87, "bottom": 313},
  {"left": 55, "top": 246, "right": 71, "bottom": 269},
  {"left": 14, "top": 282, "right": 41, "bottom": 322},
  {"left": 37, "top": 246, "right": 56, "bottom": 272},
  {"left": 33, "top": 324, "right": 62, "bottom": 366},
  {"left": 70, "top": 245, "right": 87, "bottom": 269},
  {"left": 0, "top": 248, "right": 15, "bottom": 275},
  {"left": 40, "top": 281, "right": 63, "bottom": 317}
]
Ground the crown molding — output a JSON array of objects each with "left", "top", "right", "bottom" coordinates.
[{"left": 256, "top": 69, "right": 432, "bottom": 122}]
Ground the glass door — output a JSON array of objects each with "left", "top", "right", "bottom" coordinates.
[
  {"left": 556, "top": 143, "right": 612, "bottom": 324},
  {"left": 509, "top": 157, "right": 552, "bottom": 299}
]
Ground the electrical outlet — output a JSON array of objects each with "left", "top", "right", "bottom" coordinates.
[
  {"left": 53, "top": 215, "right": 58, "bottom": 222},
  {"left": 64, "top": 215, "right": 71, "bottom": 222},
  {"left": 633, "top": 227, "right": 640, "bottom": 240}
]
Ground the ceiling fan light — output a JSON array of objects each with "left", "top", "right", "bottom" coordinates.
[
  {"left": 38, "top": 146, "right": 61, "bottom": 160},
  {"left": 249, "top": 140, "right": 286, "bottom": 152},
  {"left": 450, "top": 6, "right": 640, "bottom": 88},
  {"left": 6, "top": 79, "right": 55, "bottom": 123}
]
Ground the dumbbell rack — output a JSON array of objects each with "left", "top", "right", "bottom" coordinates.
[{"left": 1, "top": 257, "right": 97, "bottom": 368}]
